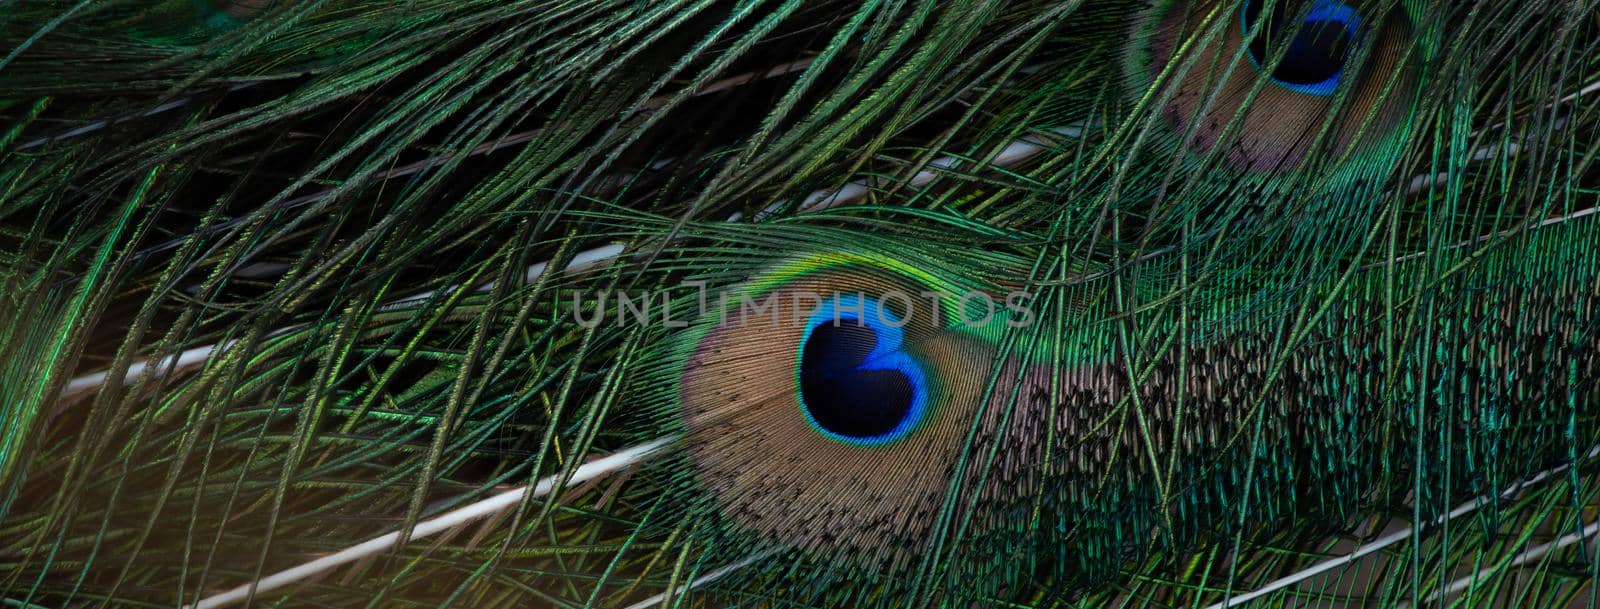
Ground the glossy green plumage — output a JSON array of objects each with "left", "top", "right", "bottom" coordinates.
[{"left": 2, "top": 0, "right": 1598, "bottom": 607}]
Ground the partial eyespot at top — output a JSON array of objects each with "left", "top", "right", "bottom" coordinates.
[
  {"left": 1241, "top": 0, "right": 1361, "bottom": 96},
  {"left": 1126, "top": 0, "right": 1423, "bottom": 176},
  {"left": 211, "top": 0, "right": 278, "bottom": 21},
  {"left": 115, "top": 0, "right": 287, "bottom": 45}
]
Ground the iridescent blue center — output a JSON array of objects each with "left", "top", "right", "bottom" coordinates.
[
  {"left": 797, "top": 296, "right": 929, "bottom": 446},
  {"left": 1242, "top": 0, "right": 1362, "bottom": 96}
]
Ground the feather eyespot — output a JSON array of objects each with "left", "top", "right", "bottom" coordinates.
[
  {"left": 668, "top": 256, "right": 1047, "bottom": 567},
  {"left": 797, "top": 296, "right": 931, "bottom": 446}
]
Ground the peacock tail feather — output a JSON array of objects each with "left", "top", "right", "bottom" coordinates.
[{"left": 2, "top": 0, "right": 1598, "bottom": 607}]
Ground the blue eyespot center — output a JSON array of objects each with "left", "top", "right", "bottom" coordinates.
[
  {"left": 797, "top": 297, "right": 929, "bottom": 446},
  {"left": 1242, "top": 0, "right": 1362, "bottom": 96}
]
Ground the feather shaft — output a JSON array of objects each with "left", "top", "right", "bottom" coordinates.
[
  {"left": 1206, "top": 444, "right": 1600, "bottom": 609},
  {"left": 184, "top": 437, "right": 671, "bottom": 609}
]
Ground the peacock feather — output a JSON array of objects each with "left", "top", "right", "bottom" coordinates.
[{"left": 2, "top": 0, "right": 1598, "bottom": 607}]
